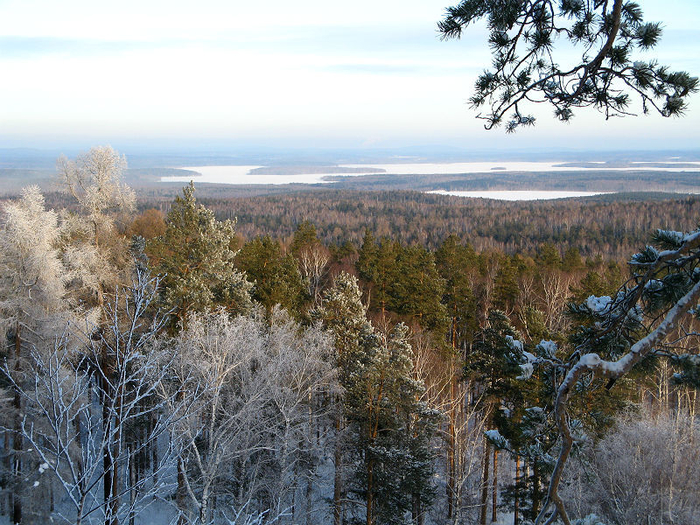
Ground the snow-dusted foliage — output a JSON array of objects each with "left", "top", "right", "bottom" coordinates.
[
  {"left": 57, "top": 145, "right": 135, "bottom": 237},
  {"left": 563, "top": 409, "right": 700, "bottom": 525},
  {"left": 0, "top": 186, "right": 69, "bottom": 334},
  {"left": 315, "top": 272, "right": 438, "bottom": 525},
  {"left": 58, "top": 147, "right": 138, "bottom": 312},
  {"left": 0, "top": 266, "right": 185, "bottom": 525},
  {"left": 509, "top": 227, "right": 700, "bottom": 525},
  {"left": 0, "top": 186, "right": 74, "bottom": 522},
  {"left": 163, "top": 308, "right": 336, "bottom": 525}
]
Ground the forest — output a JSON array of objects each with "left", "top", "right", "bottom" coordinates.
[{"left": 1, "top": 146, "right": 699, "bottom": 525}]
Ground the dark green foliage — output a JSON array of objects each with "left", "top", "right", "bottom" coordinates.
[
  {"left": 466, "top": 310, "right": 521, "bottom": 400},
  {"left": 235, "top": 235, "right": 307, "bottom": 314},
  {"left": 439, "top": 0, "right": 698, "bottom": 130},
  {"left": 148, "top": 182, "right": 253, "bottom": 328},
  {"left": 436, "top": 235, "right": 479, "bottom": 348},
  {"left": 390, "top": 246, "right": 448, "bottom": 331},
  {"left": 290, "top": 219, "right": 321, "bottom": 257},
  {"left": 316, "top": 274, "right": 437, "bottom": 525}
]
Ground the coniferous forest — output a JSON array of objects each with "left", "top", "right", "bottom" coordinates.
[{"left": 1, "top": 146, "right": 699, "bottom": 525}]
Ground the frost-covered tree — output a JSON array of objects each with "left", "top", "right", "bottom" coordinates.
[
  {"left": 439, "top": 0, "right": 699, "bottom": 131},
  {"left": 312, "top": 272, "right": 370, "bottom": 525},
  {"left": 349, "top": 324, "right": 438, "bottom": 525},
  {"left": 163, "top": 308, "right": 335, "bottom": 525},
  {"left": 1, "top": 264, "right": 187, "bottom": 525},
  {"left": 149, "top": 182, "right": 253, "bottom": 328},
  {"left": 0, "top": 186, "right": 70, "bottom": 524},
  {"left": 58, "top": 146, "right": 136, "bottom": 308},
  {"left": 564, "top": 409, "right": 700, "bottom": 524},
  {"left": 496, "top": 227, "right": 700, "bottom": 525},
  {"left": 316, "top": 273, "right": 438, "bottom": 525}
]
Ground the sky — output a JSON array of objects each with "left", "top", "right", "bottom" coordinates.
[{"left": 1, "top": 0, "right": 699, "bottom": 153}]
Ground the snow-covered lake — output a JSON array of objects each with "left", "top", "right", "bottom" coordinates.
[
  {"left": 427, "top": 190, "right": 612, "bottom": 201},
  {"left": 159, "top": 161, "right": 700, "bottom": 201},
  {"left": 161, "top": 161, "right": 700, "bottom": 186}
]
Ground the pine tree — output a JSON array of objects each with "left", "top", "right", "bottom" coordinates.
[
  {"left": 148, "top": 182, "right": 253, "bottom": 328},
  {"left": 436, "top": 235, "right": 479, "bottom": 350},
  {"left": 235, "top": 235, "right": 306, "bottom": 314},
  {"left": 439, "top": 0, "right": 699, "bottom": 131},
  {"left": 390, "top": 245, "right": 447, "bottom": 332},
  {"left": 314, "top": 272, "right": 373, "bottom": 525},
  {"left": 316, "top": 274, "right": 438, "bottom": 525}
]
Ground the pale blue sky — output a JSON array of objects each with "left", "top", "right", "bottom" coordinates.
[{"left": 1, "top": 0, "right": 698, "bottom": 152}]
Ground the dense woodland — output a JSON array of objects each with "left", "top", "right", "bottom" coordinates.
[{"left": 1, "top": 147, "right": 700, "bottom": 525}]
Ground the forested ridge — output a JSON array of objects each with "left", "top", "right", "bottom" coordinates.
[{"left": 2, "top": 147, "right": 699, "bottom": 525}]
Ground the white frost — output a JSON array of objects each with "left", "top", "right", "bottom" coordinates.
[
  {"left": 505, "top": 335, "right": 523, "bottom": 351},
  {"left": 586, "top": 295, "right": 612, "bottom": 313},
  {"left": 517, "top": 362, "right": 535, "bottom": 380},
  {"left": 537, "top": 340, "right": 557, "bottom": 358}
]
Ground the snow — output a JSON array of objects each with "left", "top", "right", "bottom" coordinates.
[
  {"left": 517, "top": 362, "right": 534, "bottom": 380},
  {"left": 537, "top": 340, "right": 557, "bottom": 358},
  {"left": 644, "top": 279, "right": 663, "bottom": 291},
  {"left": 586, "top": 295, "right": 611, "bottom": 313},
  {"left": 505, "top": 335, "right": 522, "bottom": 351},
  {"left": 657, "top": 230, "right": 685, "bottom": 244},
  {"left": 161, "top": 162, "right": 700, "bottom": 186},
  {"left": 484, "top": 429, "right": 510, "bottom": 449}
]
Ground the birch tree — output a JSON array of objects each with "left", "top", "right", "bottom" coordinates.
[
  {"left": 0, "top": 186, "right": 70, "bottom": 524},
  {"left": 1, "top": 264, "right": 190, "bottom": 525},
  {"left": 164, "top": 308, "right": 335, "bottom": 524}
]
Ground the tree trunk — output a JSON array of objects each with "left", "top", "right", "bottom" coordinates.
[
  {"left": 532, "top": 461, "right": 541, "bottom": 518},
  {"left": 177, "top": 458, "right": 188, "bottom": 525},
  {"left": 333, "top": 416, "right": 344, "bottom": 525},
  {"left": 479, "top": 439, "right": 490, "bottom": 525},
  {"left": 366, "top": 456, "right": 374, "bottom": 525},
  {"left": 101, "top": 353, "right": 119, "bottom": 525},
  {"left": 11, "top": 324, "right": 22, "bottom": 525},
  {"left": 447, "top": 360, "right": 457, "bottom": 521},
  {"left": 492, "top": 448, "right": 498, "bottom": 523},
  {"left": 513, "top": 456, "right": 520, "bottom": 525},
  {"left": 129, "top": 445, "right": 136, "bottom": 525},
  {"left": 412, "top": 492, "right": 424, "bottom": 525}
]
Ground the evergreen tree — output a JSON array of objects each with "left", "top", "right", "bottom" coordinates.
[
  {"left": 236, "top": 235, "right": 307, "bottom": 314},
  {"left": 439, "top": 0, "right": 698, "bottom": 131},
  {"left": 148, "top": 182, "right": 253, "bottom": 329},
  {"left": 316, "top": 274, "right": 437, "bottom": 525},
  {"left": 436, "top": 235, "right": 479, "bottom": 350},
  {"left": 314, "top": 272, "right": 374, "bottom": 525},
  {"left": 390, "top": 245, "right": 447, "bottom": 332}
]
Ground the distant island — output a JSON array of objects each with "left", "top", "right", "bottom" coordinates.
[{"left": 248, "top": 166, "right": 386, "bottom": 175}]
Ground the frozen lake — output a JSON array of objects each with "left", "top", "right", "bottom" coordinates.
[
  {"left": 427, "top": 190, "right": 612, "bottom": 201},
  {"left": 161, "top": 161, "right": 700, "bottom": 186},
  {"left": 159, "top": 161, "right": 700, "bottom": 200}
]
